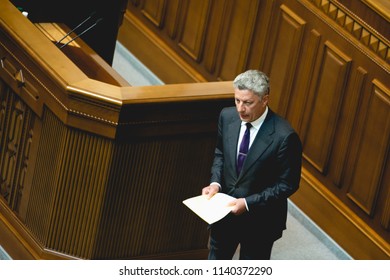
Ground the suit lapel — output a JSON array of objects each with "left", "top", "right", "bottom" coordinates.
[{"left": 227, "top": 118, "right": 241, "bottom": 173}]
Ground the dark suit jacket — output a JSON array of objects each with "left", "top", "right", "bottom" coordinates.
[{"left": 210, "top": 107, "right": 302, "bottom": 240}]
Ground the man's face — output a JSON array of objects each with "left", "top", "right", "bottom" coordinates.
[{"left": 234, "top": 88, "right": 268, "bottom": 122}]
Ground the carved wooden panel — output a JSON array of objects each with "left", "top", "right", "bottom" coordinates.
[
  {"left": 0, "top": 80, "right": 39, "bottom": 214},
  {"left": 307, "top": 0, "right": 389, "bottom": 63},
  {"left": 165, "top": 0, "right": 181, "bottom": 39},
  {"left": 178, "top": 0, "right": 211, "bottom": 61},
  {"left": 267, "top": 4, "right": 306, "bottom": 116},
  {"left": 287, "top": 29, "right": 321, "bottom": 134},
  {"left": 141, "top": 0, "right": 166, "bottom": 27},
  {"left": 218, "top": 0, "right": 260, "bottom": 80},
  {"left": 347, "top": 80, "right": 390, "bottom": 215},
  {"left": 203, "top": 0, "right": 233, "bottom": 73},
  {"left": 328, "top": 67, "right": 367, "bottom": 187},
  {"left": 0, "top": 34, "right": 43, "bottom": 117},
  {"left": 303, "top": 41, "right": 352, "bottom": 174}
]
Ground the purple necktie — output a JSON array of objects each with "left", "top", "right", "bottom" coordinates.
[{"left": 237, "top": 123, "right": 252, "bottom": 175}]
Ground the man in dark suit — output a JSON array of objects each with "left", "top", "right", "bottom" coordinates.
[{"left": 202, "top": 70, "right": 302, "bottom": 260}]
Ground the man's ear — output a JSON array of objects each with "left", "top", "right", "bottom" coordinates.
[{"left": 262, "top": 94, "right": 269, "bottom": 105}]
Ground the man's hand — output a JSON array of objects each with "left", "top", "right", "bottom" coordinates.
[
  {"left": 228, "top": 198, "right": 247, "bottom": 215},
  {"left": 201, "top": 184, "right": 219, "bottom": 199}
]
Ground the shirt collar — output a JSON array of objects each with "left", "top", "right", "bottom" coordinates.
[{"left": 241, "top": 106, "right": 268, "bottom": 130}]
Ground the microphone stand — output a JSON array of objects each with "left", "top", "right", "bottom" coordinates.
[
  {"left": 55, "top": 12, "right": 96, "bottom": 46},
  {"left": 59, "top": 18, "right": 102, "bottom": 49}
]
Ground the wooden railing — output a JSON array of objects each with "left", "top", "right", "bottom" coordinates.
[{"left": 0, "top": 0, "right": 234, "bottom": 259}]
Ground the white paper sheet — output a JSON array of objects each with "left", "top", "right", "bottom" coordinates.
[{"left": 183, "top": 193, "right": 236, "bottom": 224}]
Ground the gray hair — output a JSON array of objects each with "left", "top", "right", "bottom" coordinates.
[{"left": 233, "top": 70, "right": 270, "bottom": 97}]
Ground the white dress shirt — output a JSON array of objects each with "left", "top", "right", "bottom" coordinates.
[{"left": 236, "top": 106, "right": 268, "bottom": 158}]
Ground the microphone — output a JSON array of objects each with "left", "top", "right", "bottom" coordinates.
[
  {"left": 59, "top": 18, "right": 102, "bottom": 49},
  {"left": 55, "top": 11, "right": 96, "bottom": 46}
]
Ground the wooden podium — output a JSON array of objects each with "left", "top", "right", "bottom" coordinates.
[{"left": 0, "top": 0, "right": 233, "bottom": 259}]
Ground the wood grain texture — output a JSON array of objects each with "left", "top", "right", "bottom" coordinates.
[{"left": 0, "top": 0, "right": 389, "bottom": 259}]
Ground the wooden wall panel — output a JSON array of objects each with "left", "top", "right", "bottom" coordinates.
[
  {"left": 328, "top": 67, "right": 367, "bottom": 187},
  {"left": 141, "top": 0, "right": 166, "bottom": 27},
  {"left": 293, "top": 169, "right": 390, "bottom": 259},
  {"left": 337, "top": 0, "right": 390, "bottom": 50},
  {"left": 304, "top": 0, "right": 390, "bottom": 64},
  {"left": 347, "top": 80, "right": 390, "bottom": 215},
  {"left": 178, "top": 0, "right": 210, "bottom": 61},
  {"left": 303, "top": 41, "right": 351, "bottom": 174},
  {"left": 286, "top": 29, "right": 321, "bottom": 134},
  {"left": 218, "top": 0, "right": 260, "bottom": 80},
  {"left": 122, "top": 0, "right": 266, "bottom": 82},
  {"left": 203, "top": 0, "right": 232, "bottom": 73},
  {"left": 267, "top": 4, "right": 306, "bottom": 116},
  {"left": 165, "top": 0, "right": 181, "bottom": 39}
]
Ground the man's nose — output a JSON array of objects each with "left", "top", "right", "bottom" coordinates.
[{"left": 237, "top": 102, "right": 245, "bottom": 112}]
